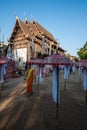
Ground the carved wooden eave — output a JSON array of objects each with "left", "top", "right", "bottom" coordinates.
[
  {"left": 32, "top": 21, "right": 66, "bottom": 53},
  {"left": 58, "top": 46, "right": 66, "bottom": 52},
  {"left": 25, "top": 19, "right": 55, "bottom": 52},
  {"left": 33, "top": 21, "right": 56, "bottom": 41},
  {"left": 25, "top": 18, "right": 38, "bottom": 37},
  {"left": 8, "top": 17, "right": 32, "bottom": 43},
  {"left": 25, "top": 18, "right": 43, "bottom": 47},
  {"left": 32, "top": 20, "right": 59, "bottom": 50}
]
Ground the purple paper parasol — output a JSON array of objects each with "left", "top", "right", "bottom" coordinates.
[
  {"left": 28, "top": 58, "right": 45, "bottom": 65},
  {"left": 44, "top": 54, "right": 70, "bottom": 66},
  {"left": 78, "top": 59, "right": 87, "bottom": 68}
]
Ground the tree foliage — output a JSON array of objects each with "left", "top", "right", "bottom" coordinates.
[
  {"left": 66, "top": 53, "right": 79, "bottom": 62},
  {"left": 66, "top": 53, "right": 71, "bottom": 58},
  {"left": 0, "top": 43, "right": 8, "bottom": 56},
  {"left": 77, "top": 41, "right": 87, "bottom": 59}
]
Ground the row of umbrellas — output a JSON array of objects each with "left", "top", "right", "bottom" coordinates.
[
  {"left": 28, "top": 54, "right": 87, "bottom": 103},
  {"left": 28, "top": 54, "right": 87, "bottom": 92},
  {"left": 28, "top": 54, "right": 70, "bottom": 66},
  {"left": 77, "top": 59, "right": 87, "bottom": 69},
  {"left": 28, "top": 54, "right": 87, "bottom": 126},
  {"left": 28, "top": 54, "right": 71, "bottom": 123},
  {"left": 28, "top": 54, "right": 87, "bottom": 69}
]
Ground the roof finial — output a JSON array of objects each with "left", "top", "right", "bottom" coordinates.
[
  {"left": 16, "top": 16, "right": 19, "bottom": 20},
  {"left": 24, "top": 11, "right": 28, "bottom": 21},
  {"left": 14, "top": 11, "right": 19, "bottom": 20},
  {"left": 2, "top": 32, "right": 4, "bottom": 42},
  {"left": 30, "top": 13, "right": 34, "bottom": 21},
  {"left": 25, "top": 17, "right": 28, "bottom": 21}
]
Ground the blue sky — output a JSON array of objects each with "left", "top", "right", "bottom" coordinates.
[{"left": 0, "top": 0, "right": 87, "bottom": 56}]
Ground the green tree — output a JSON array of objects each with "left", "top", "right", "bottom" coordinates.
[
  {"left": 66, "top": 53, "right": 79, "bottom": 62},
  {"left": 66, "top": 53, "right": 71, "bottom": 58},
  {"left": 77, "top": 41, "right": 87, "bottom": 59}
]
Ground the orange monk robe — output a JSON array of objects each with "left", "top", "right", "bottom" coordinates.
[{"left": 27, "top": 67, "right": 34, "bottom": 93}]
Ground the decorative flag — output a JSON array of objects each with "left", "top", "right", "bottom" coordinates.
[
  {"left": 49, "top": 42, "right": 52, "bottom": 55},
  {"left": 49, "top": 42, "right": 53, "bottom": 55},
  {"left": 41, "top": 36, "right": 45, "bottom": 54},
  {"left": 2, "top": 33, "right": 4, "bottom": 43},
  {"left": 83, "top": 69, "right": 87, "bottom": 90},
  {"left": 52, "top": 66, "right": 60, "bottom": 104},
  {"left": 32, "top": 36, "right": 35, "bottom": 53},
  {"left": 56, "top": 42, "right": 58, "bottom": 54},
  {"left": 64, "top": 66, "right": 69, "bottom": 79},
  {"left": 0, "top": 65, "right": 4, "bottom": 83},
  {"left": 39, "top": 66, "right": 43, "bottom": 82},
  {"left": 46, "top": 42, "right": 49, "bottom": 55},
  {"left": 72, "top": 65, "right": 75, "bottom": 72},
  {"left": 16, "top": 49, "right": 18, "bottom": 60},
  {"left": 7, "top": 45, "right": 12, "bottom": 58},
  {"left": 78, "top": 67, "right": 82, "bottom": 76},
  {"left": 67, "top": 65, "right": 70, "bottom": 75}
]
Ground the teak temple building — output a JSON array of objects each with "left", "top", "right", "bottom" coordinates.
[{"left": 8, "top": 16, "right": 65, "bottom": 64}]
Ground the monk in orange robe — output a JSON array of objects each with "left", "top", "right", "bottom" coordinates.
[{"left": 26, "top": 65, "right": 34, "bottom": 96}]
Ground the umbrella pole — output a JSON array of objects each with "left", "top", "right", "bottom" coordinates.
[
  {"left": 64, "top": 79, "right": 66, "bottom": 91},
  {"left": 56, "top": 66, "right": 59, "bottom": 128},
  {"left": 86, "top": 90, "right": 87, "bottom": 105},
  {"left": 79, "top": 76, "right": 81, "bottom": 83},
  {"left": 0, "top": 83, "right": 2, "bottom": 97},
  {"left": 37, "top": 65, "right": 40, "bottom": 95}
]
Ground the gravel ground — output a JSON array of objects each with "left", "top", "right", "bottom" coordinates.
[{"left": 0, "top": 71, "right": 87, "bottom": 130}]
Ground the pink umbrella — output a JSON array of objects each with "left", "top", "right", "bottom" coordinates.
[
  {"left": 0, "top": 57, "right": 9, "bottom": 64},
  {"left": 45, "top": 54, "right": 70, "bottom": 122},
  {"left": 78, "top": 59, "right": 87, "bottom": 68},
  {"left": 28, "top": 55, "right": 70, "bottom": 124},
  {"left": 0, "top": 57, "right": 9, "bottom": 96},
  {"left": 28, "top": 58, "right": 44, "bottom": 65},
  {"left": 28, "top": 58, "right": 45, "bottom": 94},
  {"left": 44, "top": 54, "right": 70, "bottom": 66}
]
